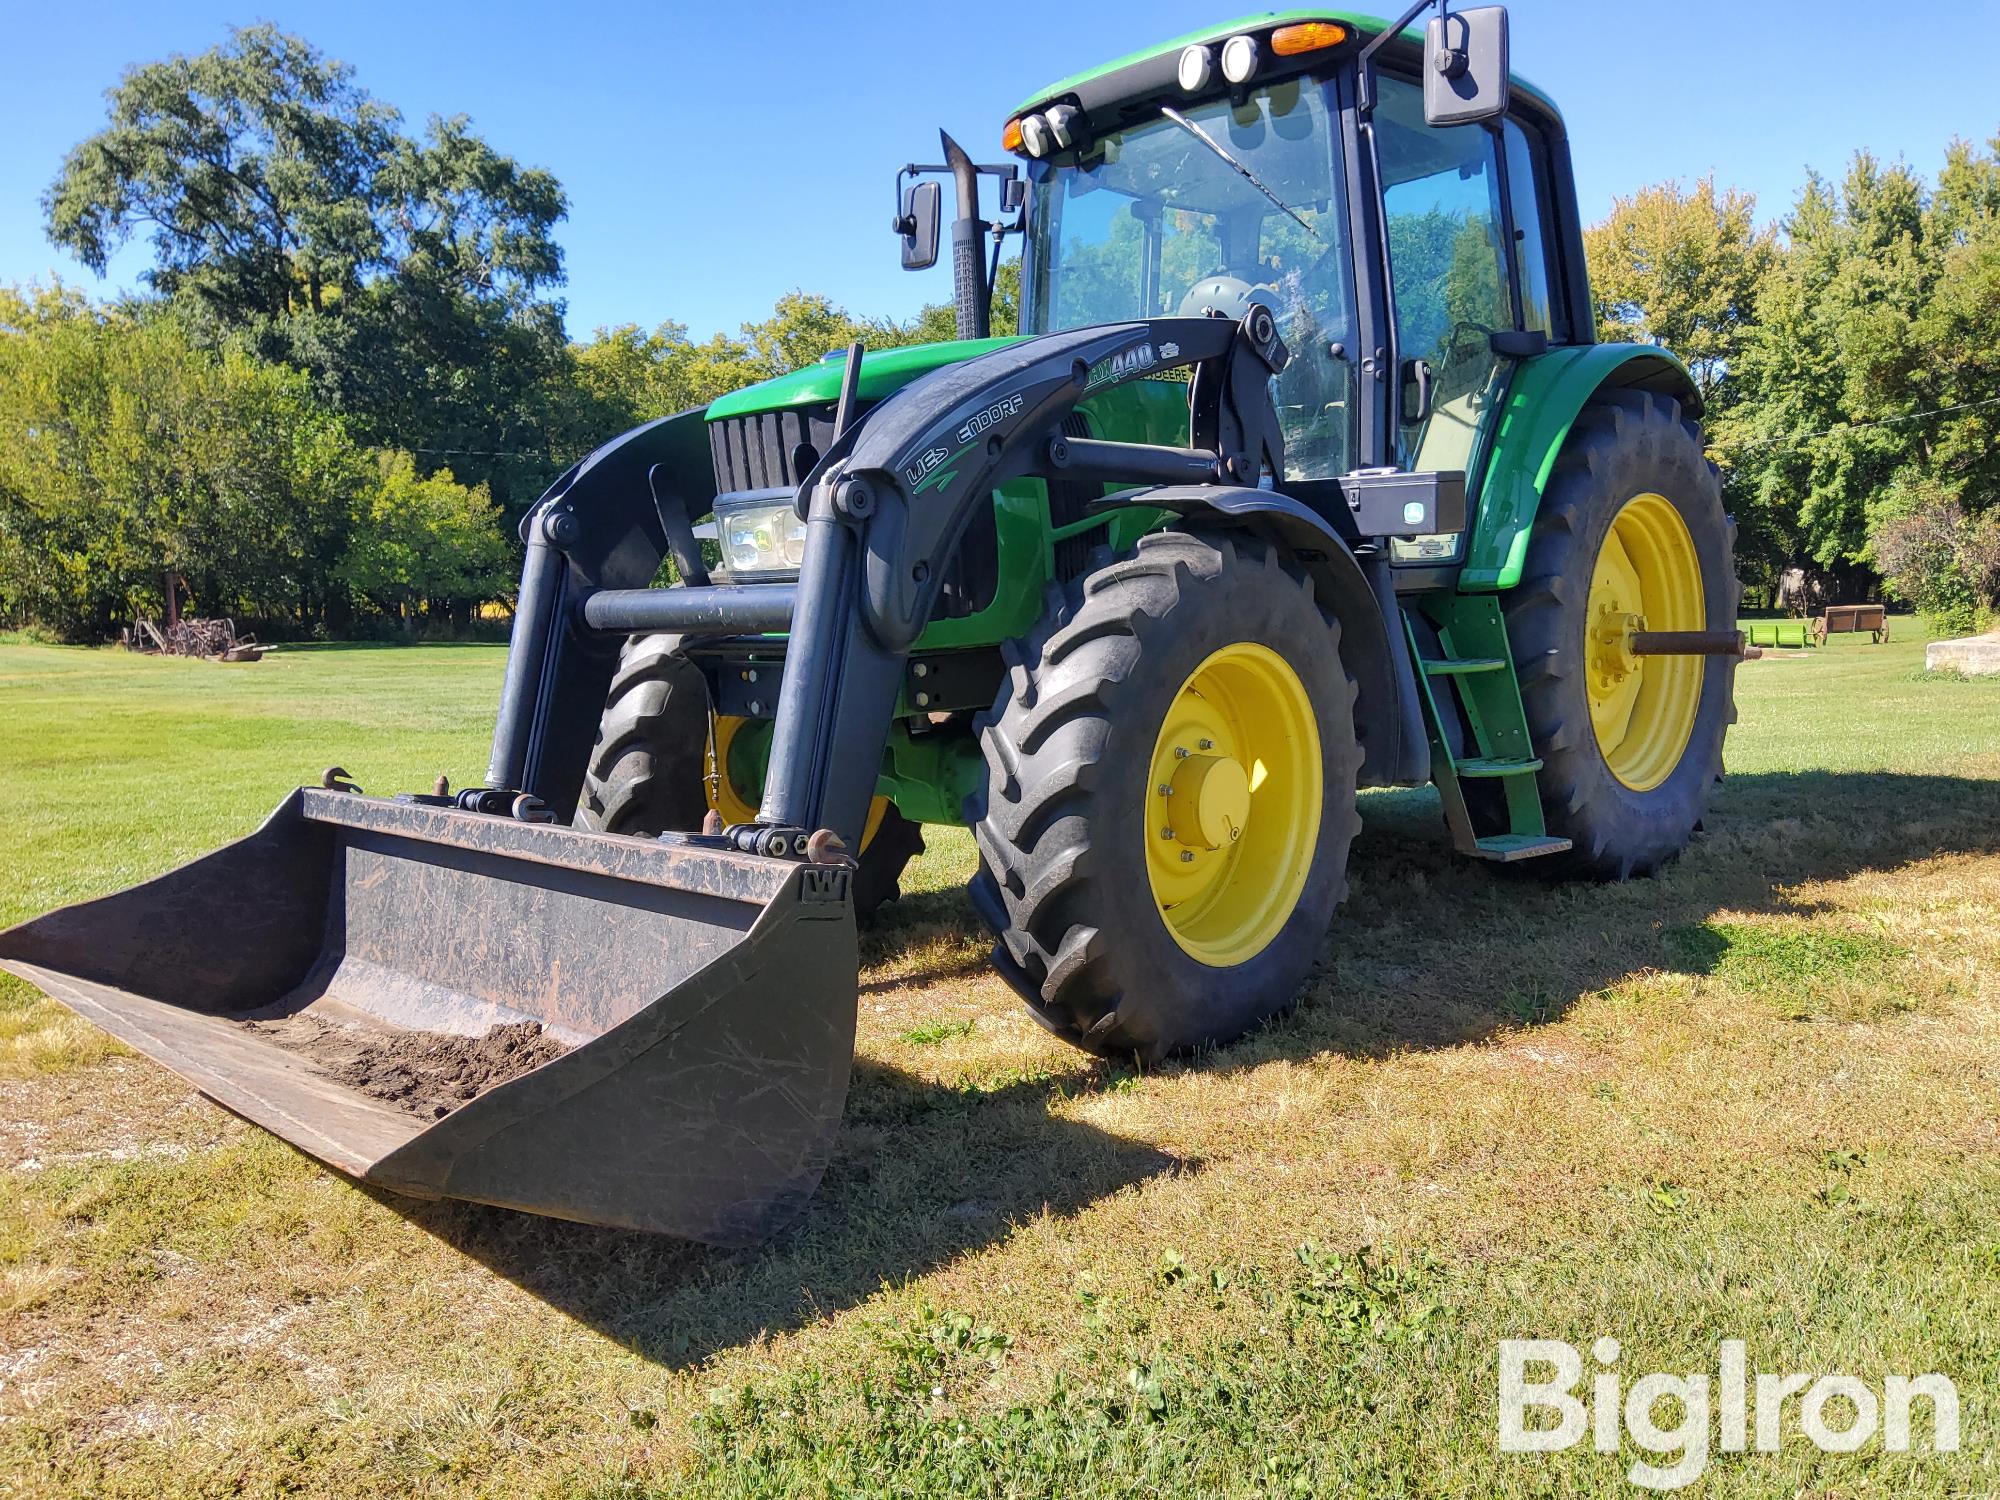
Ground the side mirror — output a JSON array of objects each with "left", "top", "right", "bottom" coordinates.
[
  {"left": 1424, "top": 5, "right": 1510, "bottom": 127},
  {"left": 895, "top": 180, "right": 941, "bottom": 271}
]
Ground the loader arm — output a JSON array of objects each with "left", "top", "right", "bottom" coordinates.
[{"left": 755, "top": 313, "right": 1290, "bottom": 846}]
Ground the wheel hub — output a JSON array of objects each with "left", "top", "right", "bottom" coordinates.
[
  {"left": 1168, "top": 754, "right": 1250, "bottom": 851},
  {"left": 1589, "top": 608, "right": 1646, "bottom": 690}
]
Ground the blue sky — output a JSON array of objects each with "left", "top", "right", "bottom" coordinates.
[{"left": 3, "top": 1, "right": 1996, "bottom": 341}]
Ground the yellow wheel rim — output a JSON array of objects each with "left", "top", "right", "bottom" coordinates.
[
  {"left": 1586, "top": 493, "right": 1705, "bottom": 792},
  {"left": 1145, "top": 643, "right": 1321, "bottom": 967},
  {"left": 707, "top": 715, "right": 888, "bottom": 849}
]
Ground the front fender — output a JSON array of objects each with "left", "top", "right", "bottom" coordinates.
[{"left": 1463, "top": 344, "right": 1701, "bottom": 591}]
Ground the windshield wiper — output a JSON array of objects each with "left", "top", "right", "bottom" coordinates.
[{"left": 1158, "top": 105, "right": 1320, "bottom": 240}]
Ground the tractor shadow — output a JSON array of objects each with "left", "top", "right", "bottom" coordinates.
[
  {"left": 389, "top": 769, "right": 1995, "bottom": 1368},
  {"left": 380, "top": 1058, "right": 1183, "bottom": 1369},
  {"left": 1237, "top": 767, "right": 2000, "bottom": 1062}
]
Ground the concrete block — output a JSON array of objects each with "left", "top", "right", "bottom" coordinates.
[{"left": 1926, "top": 633, "right": 2000, "bottom": 676}]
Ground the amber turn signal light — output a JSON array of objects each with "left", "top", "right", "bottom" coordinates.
[{"left": 1270, "top": 21, "right": 1349, "bottom": 56}]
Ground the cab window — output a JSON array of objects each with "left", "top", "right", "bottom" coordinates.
[
  {"left": 1504, "top": 118, "right": 1558, "bottom": 340},
  {"left": 1373, "top": 73, "right": 1511, "bottom": 475},
  {"left": 1025, "top": 78, "right": 1357, "bottom": 482}
]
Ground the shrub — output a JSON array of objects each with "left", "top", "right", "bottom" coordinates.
[{"left": 1870, "top": 480, "right": 1995, "bottom": 637}]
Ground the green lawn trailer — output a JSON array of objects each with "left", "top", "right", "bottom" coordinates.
[{"left": 0, "top": 4, "right": 1744, "bottom": 1245}]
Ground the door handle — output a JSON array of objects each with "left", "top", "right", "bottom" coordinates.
[{"left": 1400, "top": 358, "right": 1434, "bottom": 425}]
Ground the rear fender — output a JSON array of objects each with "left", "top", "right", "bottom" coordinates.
[{"left": 1463, "top": 344, "right": 1701, "bottom": 592}]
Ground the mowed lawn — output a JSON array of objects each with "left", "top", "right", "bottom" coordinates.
[{"left": 0, "top": 630, "right": 1996, "bottom": 1497}]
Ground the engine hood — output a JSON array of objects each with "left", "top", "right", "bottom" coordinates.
[{"left": 703, "top": 337, "right": 1025, "bottom": 422}]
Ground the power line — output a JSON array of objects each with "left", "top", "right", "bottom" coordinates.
[
  {"left": 409, "top": 444, "right": 559, "bottom": 459},
  {"left": 1712, "top": 394, "right": 2000, "bottom": 456}
]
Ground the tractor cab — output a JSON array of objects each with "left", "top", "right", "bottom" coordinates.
[
  {"left": 1021, "top": 70, "right": 1358, "bottom": 481},
  {"left": 914, "top": 8, "right": 1588, "bottom": 566}
]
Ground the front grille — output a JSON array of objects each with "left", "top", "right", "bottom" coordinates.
[
  {"left": 707, "top": 397, "right": 1002, "bottom": 621},
  {"left": 708, "top": 406, "right": 838, "bottom": 494}
]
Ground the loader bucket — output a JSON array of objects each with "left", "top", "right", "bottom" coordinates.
[{"left": 0, "top": 789, "right": 857, "bottom": 1246}]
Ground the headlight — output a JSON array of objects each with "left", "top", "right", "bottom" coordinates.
[
  {"left": 1220, "top": 33, "right": 1259, "bottom": 84},
  {"left": 1178, "top": 44, "right": 1215, "bottom": 92},
  {"left": 714, "top": 494, "right": 808, "bottom": 582}
]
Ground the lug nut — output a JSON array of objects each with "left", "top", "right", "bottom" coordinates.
[
  {"left": 1199, "top": 738, "right": 1215, "bottom": 750},
  {"left": 1175, "top": 747, "right": 1189, "bottom": 759},
  {"left": 1180, "top": 850, "right": 1195, "bottom": 863}
]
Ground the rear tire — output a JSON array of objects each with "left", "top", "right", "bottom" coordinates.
[
  {"left": 969, "top": 530, "right": 1361, "bottom": 1062},
  {"left": 1498, "top": 391, "right": 1740, "bottom": 878},
  {"left": 574, "top": 633, "right": 925, "bottom": 918}
]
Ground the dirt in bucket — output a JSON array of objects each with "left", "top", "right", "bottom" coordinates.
[{"left": 244, "top": 1013, "right": 570, "bottom": 1120}]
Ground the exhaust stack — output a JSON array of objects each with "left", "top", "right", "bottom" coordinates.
[{"left": 941, "top": 130, "right": 989, "bottom": 341}]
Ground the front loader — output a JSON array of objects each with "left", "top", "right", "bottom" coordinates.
[{"left": 1, "top": 5, "right": 1745, "bottom": 1245}]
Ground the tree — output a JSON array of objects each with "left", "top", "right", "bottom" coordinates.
[
  {"left": 45, "top": 26, "right": 571, "bottom": 512},
  {"left": 0, "top": 283, "right": 366, "bottom": 638},
  {"left": 0, "top": 280, "right": 522, "bottom": 641},
  {"left": 1584, "top": 176, "right": 1776, "bottom": 406},
  {"left": 43, "top": 26, "right": 396, "bottom": 323},
  {"left": 335, "top": 452, "right": 511, "bottom": 629},
  {"left": 1871, "top": 480, "right": 2000, "bottom": 633}
]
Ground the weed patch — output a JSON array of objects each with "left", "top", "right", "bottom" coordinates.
[{"left": 900, "top": 1018, "right": 976, "bottom": 1047}]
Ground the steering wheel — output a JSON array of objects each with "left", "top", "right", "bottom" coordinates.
[{"left": 1433, "top": 317, "right": 1503, "bottom": 367}]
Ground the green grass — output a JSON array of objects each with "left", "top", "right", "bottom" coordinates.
[
  {"left": 899, "top": 1017, "right": 978, "bottom": 1047},
  {"left": 1, "top": 625, "right": 1997, "bottom": 1496}
]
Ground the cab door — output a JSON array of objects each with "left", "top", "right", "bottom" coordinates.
[{"left": 1369, "top": 71, "right": 1559, "bottom": 564}]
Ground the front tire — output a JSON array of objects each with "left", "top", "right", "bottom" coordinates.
[
  {"left": 969, "top": 530, "right": 1361, "bottom": 1062},
  {"left": 574, "top": 633, "right": 925, "bottom": 918}
]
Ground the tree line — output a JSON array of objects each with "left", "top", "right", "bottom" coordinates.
[
  {"left": 1585, "top": 140, "right": 2000, "bottom": 631},
  {"left": 2, "top": 24, "right": 1994, "bottom": 641},
  {"left": 0, "top": 27, "right": 999, "bottom": 642}
]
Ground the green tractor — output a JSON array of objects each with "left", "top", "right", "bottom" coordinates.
[{"left": 0, "top": 5, "right": 1741, "bottom": 1245}]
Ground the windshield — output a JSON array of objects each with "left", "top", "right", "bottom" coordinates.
[{"left": 1023, "top": 77, "right": 1355, "bottom": 481}]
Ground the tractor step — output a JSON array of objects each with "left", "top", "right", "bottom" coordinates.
[
  {"left": 1421, "top": 656, "right": 1508, "bottom": 677},
  {"left": 1454, "top": 756, "right": 1543, "bottom": 778},
  {"left": 1404, "top": 597, "right": 1561, "bottom": 864},
  {"left": 1470, "top": 833, "right": 1574, "bottom": 862}
]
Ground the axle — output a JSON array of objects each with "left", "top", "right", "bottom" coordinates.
[{"left": 1629, "top": 630, "right": 1751, "bottom": 658}]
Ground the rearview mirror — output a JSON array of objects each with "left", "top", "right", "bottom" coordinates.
[
  {"left": 1424, "top": 5, "right": 1510, "bottom": 127},
  {"left": 896, "top": 180, "right": 941, "bottom": 271}
]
